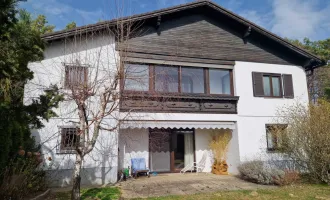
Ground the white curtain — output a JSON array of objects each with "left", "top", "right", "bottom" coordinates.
[{"left": 184, "top": 133, "right": 194, "bottom": 168}]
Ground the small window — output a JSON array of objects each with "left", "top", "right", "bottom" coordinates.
[
  {"left": 181, "top": 67, "right": 205, "bottom": 93},
  {"left": 124, "top": 64, "right": 149, "bottom": 91},
  {"left": 65, "top": 66, "right": 88, "bottom": 89},
  {"left": 155, "top": 66, "right": 179, "bottom": 93},
  {"left": 266, "top": 124, "right": 287, "bottom": 152},
  {"left": 209, "top": 69, "right": 231, "bottom": 94},
  {"left": 60, "top": 127, "right": 80, "bottom": 153}
]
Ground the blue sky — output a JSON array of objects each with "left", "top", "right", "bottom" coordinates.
[{"left": 19, "top": 0, "right": 330, "bottom": 41}]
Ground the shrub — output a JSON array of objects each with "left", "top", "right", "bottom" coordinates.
[
  {"left": 0, "top": 148, "right": 48, "bottom": 200},
  {"left": 274, "top": 170, "right": 300, "bottom": 186},
  {"left": 238, "top": 161, "right": 285, "bottom": 185},
  {"left": 276, "top": 100, "right": 330, "bottom": 184}
]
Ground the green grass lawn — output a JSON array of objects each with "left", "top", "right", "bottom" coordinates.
[
  {"left": 52, "top": 184, "right": 330, "bottom": 200},
  {"left": 52, "top": 187, "right": 120, "bottom": 200},
  {"left": 134, "top": 184, "right": 330, "bottom": 200}
]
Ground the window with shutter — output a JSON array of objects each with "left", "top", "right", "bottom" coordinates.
[
  {"left": 283, "top": 74, "right": 294, "bottom": 98},
  {"left": 252, "top": 72, "right": 290, "bottom": 98}
]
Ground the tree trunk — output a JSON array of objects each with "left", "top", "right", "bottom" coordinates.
[{"left": 71, "top": 153, "right": 83, "bottom": 200}]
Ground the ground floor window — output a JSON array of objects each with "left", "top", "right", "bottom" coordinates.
[
  {"left": 59, "top": 127, "right": 80, "bottom": 153},
  {"left": 266, "top": 124, "right": 287, "bottom": 152}
]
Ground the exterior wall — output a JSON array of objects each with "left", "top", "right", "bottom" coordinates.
[
  {"left": 234, "top": 61, "right": 309, "bottom": 161},
  {"left": 118, "top": 128, "right": 149, "bottom": 172},
  {"left": 24, "top": 34, "right": 119, "bottom": 187}
]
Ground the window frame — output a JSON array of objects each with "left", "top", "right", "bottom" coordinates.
[
  {"left": 208, "top": 68, "right": 233, "bottom": 95},
  {"left": 64, "top": 65, "right": 88, "bottom": 89},
  {"left": 262, "top": 73, "right": 283, "bottom": 98},
  {"left": 121, "top": 62, "right": 234, "bottom": 96},
  {"left": 59, "top": 127, "right": 80, "bottom": 154},
  {"left": 123, "top": 63, "right": 150, "bottom": 92},
  {"left": 266, "top": 124, "right": 287, "bottom": 152}
]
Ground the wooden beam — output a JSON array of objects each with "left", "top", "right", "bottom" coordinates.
[
  {"left": 156, "top": 15, "right": 162, "bottom": 35},
  {"left": 243, "top": 26, "right": 251, "bottom": 44}
]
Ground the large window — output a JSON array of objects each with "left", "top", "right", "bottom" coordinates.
[
  {"left": 209, "top": 69, "right": 231, "bottom": 95},
  {"left": 124, "top": 64, "right": 149, "bottom": 91},
  {"left": 155, "top": 66, "right": 179, "bottom": 93},
  {"left": 122, "top": 63, "right": 233, "bottom": 95},
  {"left": 181, "top": 67, "right": 205, "bottom": 93}
]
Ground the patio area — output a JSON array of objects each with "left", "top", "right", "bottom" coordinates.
[{"left": 117, "top": 173, "right": 276, "bottom": 199}]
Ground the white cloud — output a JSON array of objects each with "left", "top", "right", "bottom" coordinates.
[
  {"left": 239, "top": 10, "right": 270, "bottom": 29},
  {"left": 20, "top": 0, "right": 105, "bottom": 29},
  {"left": 271, "top": 0, "right": 330, "bottom": 40}
]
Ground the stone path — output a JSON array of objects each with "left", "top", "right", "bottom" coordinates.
[{"left": 117, "top": 173, "right": 276, "bottom": 199}]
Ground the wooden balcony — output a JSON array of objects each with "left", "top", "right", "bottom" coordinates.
[{"left": 120, "top": 92, "right": 239, "bottom": 114}]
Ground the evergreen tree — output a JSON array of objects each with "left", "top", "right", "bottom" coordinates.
[{"left": 0, "top": 1, "right": 63, "bottom": 171}]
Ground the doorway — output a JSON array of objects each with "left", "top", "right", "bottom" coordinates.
[
  {"left": 149, "top": 128, "right": 195, "bottom": 173},
  {"left": 170, "top": 129, "right": 195, "bottom": 172}
]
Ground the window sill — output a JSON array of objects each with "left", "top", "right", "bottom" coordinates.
[{"left": 56, "top": 149, "right": 76, "bottom": 154}]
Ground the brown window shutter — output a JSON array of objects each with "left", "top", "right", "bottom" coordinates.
[
  {"left": 252, "top": 72, "right": 264, "bottom": 97},
  {"left": 283, "top": 74, "right": 294, "bottom": 98}
]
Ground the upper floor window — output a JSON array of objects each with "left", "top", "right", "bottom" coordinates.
[
  {"left": 155, "top": 66, "right": 179, "bottom": 93},
  {"left": 266, "top": 124, "right": 287, "bottom": 152},
  {"left": 252, "top": 72, "right": 294, "bottom": 98},
  {"left": 65, "top": 66, "right": 88, "bottom": 89},
  {"left": 181, "top": 67, "right": 205, "bottom": 93},
  {"left": 209, "top": 69, "right": 231, "bottom": 95},
  {"left": 124, "top": 64, "right": 149, "bottom": 91},
  {"left": 122, "top": 63, "right": 233, "bottom": 95},
  {"left": 262, "top": 74, "right": 282, "bottom": 97}
]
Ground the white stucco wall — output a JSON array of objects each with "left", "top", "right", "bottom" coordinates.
[
  {"left": 234, "top": 61, "right": 309, "bottom": 161},
  {"left": 118, "top": 128, "right": 149, "bottom": 172},
  {"left": 24, "top": 34, "right": 120, "bottom": 186}
]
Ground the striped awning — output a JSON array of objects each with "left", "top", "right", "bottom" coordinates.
[{"left": 120, "top": 120, "right": 236, "bottom": 130}]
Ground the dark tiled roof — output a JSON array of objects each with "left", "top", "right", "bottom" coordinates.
[{"left": 42, "top": 0, "right": 326, "bottom": 67}]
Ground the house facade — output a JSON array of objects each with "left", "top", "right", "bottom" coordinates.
[{"left": 24, "top": 1, "right": 324, "bottom": 187}]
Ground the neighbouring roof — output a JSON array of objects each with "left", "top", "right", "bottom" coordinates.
[{"left": 41, "top": 0, "right": 326, "bottom": 69}]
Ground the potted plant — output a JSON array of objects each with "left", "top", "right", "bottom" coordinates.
[{"left": 209, "top": 130, "right": 231, "bottom": 175}]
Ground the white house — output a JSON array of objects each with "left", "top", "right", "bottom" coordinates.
[{"left": 24, "top": 0, "right": 325, "bottom": 187}]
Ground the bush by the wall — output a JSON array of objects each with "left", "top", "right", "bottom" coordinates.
[
  {"left": 274, "top": 170, "right": 300, "bottom": 186},
  {"left": 238, "top": 160, "right": 285, "bottom": 185}
]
